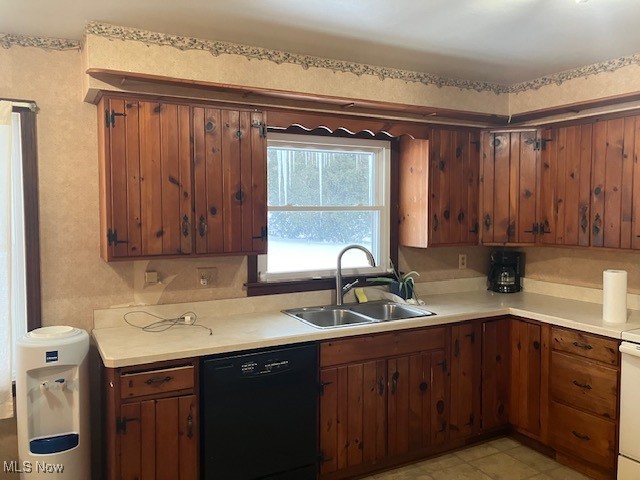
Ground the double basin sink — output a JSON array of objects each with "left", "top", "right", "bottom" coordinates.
[{"left": 283, "top": 300, "right": 435, "bottom": 329}]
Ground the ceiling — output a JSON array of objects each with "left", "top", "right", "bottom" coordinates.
[{"left": 2, "top": 0, "right": 640, "bottom": 85}]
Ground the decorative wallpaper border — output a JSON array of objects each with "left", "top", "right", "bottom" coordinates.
[
  {"left": 0, "top": 32, "right": 80, "bottom": 51},
  {"left": 84, "top": 22, "right": 510, "bottom": 95}
]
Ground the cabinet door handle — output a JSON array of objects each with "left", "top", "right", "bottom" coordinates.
[
  {"left": 580, "top": 210, "right": 588, "bottom": 234},
  {"left": 181, "top": 215, "right": 190, "bottom": 238},
  {"left": 572, "top": 380, "right": 592, "bottom": 390},
  {"left": 433, "top": 215, "right": 439, "bottom": 232},
  {"left": 469, "top": 222, "right": 479, "bottom": 234},
  {"left": 483, "top": 214, "right": 492, "bottom": 230},
  {"left": 145, "top": 376, "right": 173, "bottom": 385},
  {"left": 186, "top": 413, "right": 194, "bottom": 439},
  {"left": 593, "top": 213, "right": 602, "bottom": 236},
  {"left": 572, "top": 430, "right": 591, "bottom": 441},
  {"left": 391, "top": 371, "right": 400, "bottom": 395},
  {"left": 572, "top": 341, "right": 593, "bottom": 350},
  {"left": 198, "top": 215, "right": 207, "bottom": 237}
]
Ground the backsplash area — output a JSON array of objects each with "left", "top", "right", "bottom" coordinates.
[{"left": 522, "top": 247, "right": 640, "bottom": 294}]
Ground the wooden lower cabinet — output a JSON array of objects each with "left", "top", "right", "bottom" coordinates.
[
  {"left": 450, "top": 322, "right": 481, "bottom": 439},
  {"left": 104, "top": 359, "right": 199, "bottom": 480},
  {"left": 318, "top": 327, "right": 449, "bottom": 479},
  {"left": 481, "top": 317, "right": 511, "bottom": 431},
  {"left": 548, "top": 327, "right": 620, "bottom": 479}
]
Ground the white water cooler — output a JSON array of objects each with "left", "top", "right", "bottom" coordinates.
[{"left": 16, "top": 326, "right": 90, "bottom": 479}]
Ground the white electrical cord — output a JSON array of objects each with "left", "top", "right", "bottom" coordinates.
[{"left": 123, "top": 310, "right": 212, "bottom": 335}]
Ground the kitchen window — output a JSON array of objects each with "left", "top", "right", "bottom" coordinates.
[{"left": 256, "top": 133, "right": 391, "bottom": 282}]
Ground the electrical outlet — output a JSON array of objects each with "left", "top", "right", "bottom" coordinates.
[
  {"left": 458, "top": 254, "right": 467, "bottom": 270},
  {"left": 197, "top": 267, "right": 218, "bottom": 288},
  {"left": 144, "top": 271, "right": 159, "bottom": 285}
]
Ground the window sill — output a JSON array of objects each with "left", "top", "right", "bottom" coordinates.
[{"left": 246, "top": 274, "right": 393, "bottom": 297}]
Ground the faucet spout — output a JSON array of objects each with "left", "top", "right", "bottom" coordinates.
[{"left": 335, "top": 245, "right": 376, "bottom": 305}]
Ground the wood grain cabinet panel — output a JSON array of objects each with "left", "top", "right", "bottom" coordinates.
[
  {"left": 480, "top": 131, "right": 539, "bottom": 245},
  {"left": 98, "top": 94, "right": 267, "bottom": 261},
  {"left": 399, "top": 127, "right": 480, "bottom": 248},
  {"left": 449, "top": 322, "right": 481, "bottom": 440},
  {"left": 481, "top": 318, "right": 511, "bottom": 431}
]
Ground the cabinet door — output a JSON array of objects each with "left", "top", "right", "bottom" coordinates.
[
  {"left": 539, "top": 125, "right": 593, "bottom": 246},
  {"left": 387, "top": 351, "right": 448, "bottom": 457},
  {"left": 398, "top": 136, "right": 429, "bottom": 248},
  {"left": 481, "top": 318, "right": 511, "bottom": 431},
  {"left": 193, "top": 108, "right": 267, "bottom": 255},
  {"left": 480, "top": 131, "right": 538, "bottom": 244},
  {"left": 119, "top": 395, "right": 198, "bottom": 480},
  {"left": 510, "top": 320, "right": 542, "bottom": 437},
  {"left": 592, "top": 115, "right": 639, "bottom": 249},
  {"left": 101, "top": 98, "right": 192, "bottom": 259},
  {"left": 450, "top": 322, "right": 481, "bottom": 440},
  {"left": 319, "top": 361, "right": 386, "bottom": 475}
]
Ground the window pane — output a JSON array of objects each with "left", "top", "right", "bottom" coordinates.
[
  {"left": 267, "top": 210, "right": 378, "bottom": 274},
  {"left": 267, "top": 147, "right": 374, "bottom": 207}
]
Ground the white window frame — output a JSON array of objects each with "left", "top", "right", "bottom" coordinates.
[{"left": 258, "top": 133, "right": 391, "bottom": 282}]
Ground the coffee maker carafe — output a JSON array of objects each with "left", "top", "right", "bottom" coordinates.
[{"left": 488, "top": 251, "right": 524, "bottom": 293}]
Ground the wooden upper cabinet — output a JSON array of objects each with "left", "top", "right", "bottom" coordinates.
[
  {"left": 539, "top": 125, "right": 593, "bottom": 247},
  {"left": 480, "top": 130, "right": 539, "bottom": 245},
  {"left": 591, "top": 115, "right": 640, "bottom": 249},
  {"left": 399, "top": 127, "right": 480, "bottom": 248},
  {"left": 98, "top": 94, "right": 267, "bottom": 261}
]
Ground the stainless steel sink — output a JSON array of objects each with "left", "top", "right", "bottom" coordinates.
[
  {"left": 283, "top": 301, "right": 435, "bottom": 329},
  {"left": 349, "top": 302, "right": 434, "bottom": 321},
  {"left": 284, "top": 306, "right": 373, "bottom": 329}
]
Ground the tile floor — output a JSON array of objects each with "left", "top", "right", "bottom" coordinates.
[{"left": 364, "top": 437, "right": 591, "bottom": 480}]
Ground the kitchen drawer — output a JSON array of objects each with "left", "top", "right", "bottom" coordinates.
[
  {"left": 549, "top": 400, "right": 616, "bottom": 470},
  {"left": 120, "top": 365, "right": 195, "bottom": 399},
  {"left": 550, "top": 351, "right": 618, "bottom": 419},
  {"left": 551, "top": 327, "right": 619, "bottom": 366},
  {"left": 320, "top": 326, "right": 446, "bottom": 367}
]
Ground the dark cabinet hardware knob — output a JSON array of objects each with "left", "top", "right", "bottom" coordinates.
[
  {"left": 580, "top": 212, "right": 588, "bottom": 233},
  {"left": 572, "top": 341, "right": 593, "bottom": 350},
  {"left": 145, "top": 376, "right": 172, "bottom": 385},
  {"left": 572, "top": 380, "right": 592, "bottom": 390},
  {"left": 525, "top": 223, "right": 540, "bottom": 235},
  {"left": 592, "top": 213, "right": 602, "bottom": 236},
  {"left": 419, "top": 381, "right": 428, "bottom": 393},
  {"left": 198, "top": 215, "right": 207, "bottom": 237},
  {"left": 181, "top": 215, "right": 190, "bottom": 238}
]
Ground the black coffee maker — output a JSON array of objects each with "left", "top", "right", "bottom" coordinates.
[{"left": 488, "top": 251, "right": 524, "bottom": 293}]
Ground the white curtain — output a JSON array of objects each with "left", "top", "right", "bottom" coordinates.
[{"left": 0, "top": 100, "right": 14, "bottom": 419}]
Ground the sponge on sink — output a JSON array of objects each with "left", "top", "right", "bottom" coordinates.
[{"left": 354, "top": 288, "right": 368, "bottom": 303}]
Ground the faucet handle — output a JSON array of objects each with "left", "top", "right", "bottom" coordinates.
[{"left": 342, "top": 278, "right": 360, "bottom": 293}]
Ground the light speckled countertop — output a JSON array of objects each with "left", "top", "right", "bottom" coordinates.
[{"left": 92, "top": 290, "right": 640, "bottom": 368}]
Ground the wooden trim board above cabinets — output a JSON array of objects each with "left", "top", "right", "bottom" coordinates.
[{"left": 97, "top": 94, "right": 267, "bottom": 261}]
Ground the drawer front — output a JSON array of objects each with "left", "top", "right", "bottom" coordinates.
[
  {"left": 550, "top": 351, "right": 618, "bottom": 419},
  {"left": 551, "top": 327, "right": 619, "bottom": 366},
  {"left": 320, "top": 327, "right": 446, "bottom": 367},
  {"left": 549, "top": 400, "right": 616, "bottom": 470},
  {"left": 120, "top": 365, "right": 195, "bottom": 399}
]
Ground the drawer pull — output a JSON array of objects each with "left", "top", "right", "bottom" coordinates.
[
  {"left": 572, "top": 380, "right": 592, "bottom": 390},
  {"left": 572, "top": 341, "right": 593, "bottom": 350},
  {"left": 145, "top": 376, "right": 173, "bottom": 385},
  {"left": 572, "top": 430, "right": 591, "bottom": 441},
  {"left": 187, "top": 413, "right": 194, "bottom": 439}
]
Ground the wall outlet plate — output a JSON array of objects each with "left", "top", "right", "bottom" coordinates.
[
  {"left": 458, "top": 254, "right": 467, "bottom": 270},
  {"left": 144, "top": 271, "right": 159, "bottom": 285},
  {"left": 197, "top": 267, "right": 218, "bottom": 288}
]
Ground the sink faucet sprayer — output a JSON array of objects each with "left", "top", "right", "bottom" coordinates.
[{"left": 335, "top": 245, "right": 376, "bottom": 305}]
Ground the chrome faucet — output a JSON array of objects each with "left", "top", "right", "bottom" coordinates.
[{"left": 335, "top": 245, "right": 376, "bottom": 305}]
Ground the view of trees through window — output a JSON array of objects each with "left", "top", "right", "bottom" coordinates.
[{"left": 264, "top": 141, "right": 387, "bottom": 277}]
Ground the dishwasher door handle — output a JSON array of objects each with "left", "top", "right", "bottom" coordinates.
[{"left": 620, "top": 342, "right": 640, "bottom": 357}]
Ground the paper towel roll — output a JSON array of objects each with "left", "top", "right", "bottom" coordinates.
[{"left": 603, "top": 269, "right": 628, "bottom": 324}]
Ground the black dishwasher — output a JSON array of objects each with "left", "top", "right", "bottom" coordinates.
[{"left": 201, "top": 343, "right": 318, "bottom": 480}]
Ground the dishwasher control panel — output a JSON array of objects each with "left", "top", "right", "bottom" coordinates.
[{"left": 241, "top": 358, "right": 290, "bottom": 376}]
